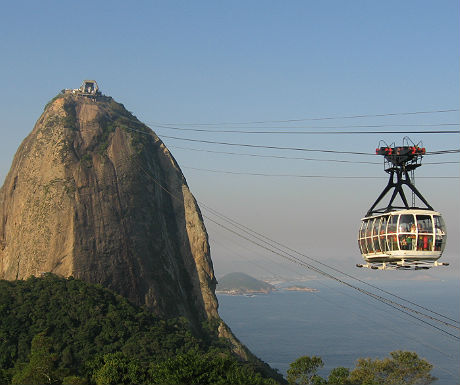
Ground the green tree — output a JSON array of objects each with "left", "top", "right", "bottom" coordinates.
[
  {"left": 148, "top": 349, "right": 276, "bottom": 385},
  {"left": 91, "top": 352, "right": 146, "bottom": 385},
  {"left": 11, "top": 332, "right": 59, "bottom": 384},
  {"left": 349, "top": 350, "right": 436, "bottom": 385},
  {"left": 287, "top": 355, "right": 325, "bottom": 385},
  {"left": 62, "top": 376, "right": 88, "bottom": 385},
  {"left": 327, "top": 367, "right": 351, "bottom": 384}
]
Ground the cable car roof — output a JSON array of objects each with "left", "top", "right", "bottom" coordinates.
[{"left": 361, "top": 208, "right": 441, "bottom": 221}]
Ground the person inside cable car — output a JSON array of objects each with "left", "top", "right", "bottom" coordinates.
[{"left": 434, "top": 226, "right": 445, "bottom": 251}]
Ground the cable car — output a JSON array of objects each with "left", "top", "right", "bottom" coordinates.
[{"left": 357, "top": 139, "right": 448, "bottom": 270}]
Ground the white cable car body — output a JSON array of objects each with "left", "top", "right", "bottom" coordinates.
[
  {"left": 358, "top": 209, "right": 447, "bottom": 269},
  {"left": 357, "top": 140, "right": 448, "bottom": 270}
]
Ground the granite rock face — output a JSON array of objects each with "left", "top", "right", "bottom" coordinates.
[{"left": 0, "top": 94, "right": 220, "bottom": 329}]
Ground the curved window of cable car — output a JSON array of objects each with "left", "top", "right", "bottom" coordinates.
[
  {"left": 386, "top": 215, "right": 399, "bottom": 251},
  {"left": 372, "top": 218, "right": 380, "bottom": 253},
  {"left": 434, "top": 215, "right": 447, "bottom": 252},
  {"left": 398, "top": 214, "right": 416, "bottom": 251},
  {"left": 416, "top": 215, "right": 433, "bottom": 251},
  {"left": 379, "top": 215, "right": 389, "bottom": 252},
  {"left": 358, "top": 221, "right": 368, "bottom": 254},
  {"left": 365, "top": 219, "right": 374, "bottom": 253}
]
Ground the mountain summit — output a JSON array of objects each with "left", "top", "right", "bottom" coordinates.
[{"left": 0, "top": 88, "right": 218, "bottom": 329}]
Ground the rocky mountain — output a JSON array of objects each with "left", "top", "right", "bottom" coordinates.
[{"left": 0, "top": 90, "right": 222, "bottom": 337}]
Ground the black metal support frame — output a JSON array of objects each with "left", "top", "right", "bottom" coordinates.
[{"left": 366, "top": 144, "right": 433, "bottom": 216}]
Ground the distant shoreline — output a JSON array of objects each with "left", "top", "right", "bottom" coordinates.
[
  {"left": 216, "top": 286, "right": 319, "bottom": 295},
  {"left": 216, "top": 288, "right": 274, "bottom": 295},
  {"left": 283, "top": 286, "right": 319, "bottom": 292}
]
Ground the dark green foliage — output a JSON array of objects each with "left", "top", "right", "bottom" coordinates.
[
  {"left": 327, "top": 367, "right": 351, "bottom": 384},
  {"left": 11, "top": 332, "right": 60, "bottom": 384},
  {"left": 62, "top": 376, "right": 88, "bottom": 385},
  {"left": 348, "top": 350, "right": 436, "bottom": 385},
  {"left": 287, "top": 356, "right": 324, "bottom": 385},
  {"left": 148, "top": 349, "right": 277, "bottom": 385},
  {"left": 287, "top": 351, "right": 436, "bottom": 385},
  {"left": 90, "top": 352, "right": 146, "bottom": 385},
  {"left": 0, "top": 275, "right": 279, "bottom": 384}
]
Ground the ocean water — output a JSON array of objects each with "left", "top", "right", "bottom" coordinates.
[{"left": 217, "top": 279, "right": 460, "bottom": 384}]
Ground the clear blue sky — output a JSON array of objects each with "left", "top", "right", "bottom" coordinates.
[{"left": 0, "top": 0, "right": 458, "bottom": 279}]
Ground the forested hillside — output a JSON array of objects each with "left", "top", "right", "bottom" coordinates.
[{"left": 0, "top": 274, "right": 280, "bottom": 384}]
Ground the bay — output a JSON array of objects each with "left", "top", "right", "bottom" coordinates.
[{"left": 217, "top": 279, "right": 460, "bottom": 384}]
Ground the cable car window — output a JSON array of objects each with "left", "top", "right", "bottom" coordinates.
[
  {"left": 359, "top": 221, "right": 369, "bottom": 254},
  {"left": 416, "top": 215, "right": 433, "bottom": 251},
  {"left": 372, "top": 218, "right": 380, "bottom": 252},
  {"left": 379, "top": 216, "right": 388, "bottom": 252},
  {"left": 417, "top": 233, "right": 433, "bottom": 251},
  {"left": 364, "top": 219, "right": 374, "bottom": 253},
  {"left": 365, "top": 219, "right": 373, "bottom": 237},
  {"left": 387, "top": 233, "right": 398, "bottom": 251},
  {"left": 399, "top": 234, "right": 416, "bottom": 250},
  {"left": 387, "top": 215, "right": 397, "bottom": 234},
  {"left": 386, "top": 215, "right": 398, "bottom": 251},
  {"left": 372, "top": 218, "right": 380, "bottom": 236},
  {"left": 358, "top": 221, "right": 365, "bottom": 254},
  {"left": 359, "top": 238, "right": 367, "bottom": 254},
  {"left": 366, "top": 235, "right": 374, "bottom": 254},
  {"left": 366, "top": 219, "right": 374, "bottom": 253},
  {"left": 416, "top": 215, "right": 432, "bottom": 233},
  {"left": 434, "top": 216, "right": 447, "bottom": 252},
  {"left": 359, "top": 221, "right": 366, "bottom": 239},
  {"left": 399, "top": 214, "right": 415, "bottom": 233},
  {"left": 373, "top": 236, "right": 380, "bottom": 253}
]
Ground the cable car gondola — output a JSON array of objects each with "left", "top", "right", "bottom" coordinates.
[{"left": 357, "top": 139, "right": 448, "bottom": 270}]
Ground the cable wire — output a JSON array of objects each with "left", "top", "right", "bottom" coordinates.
[
  {"left": 168, "top": 145, "right": 460, "bottom": 165},
  {"left": 153, "top": 123, "right": 460, "bottom": 135},
  {"left": 182, "top": 166, "right": 459, "bottom": 179},
  {"left": 157, "top": 134, "right": 460, "bottom": 157},
  {"left": 149, "top": 108, "right": 459, "bottom": 126}
]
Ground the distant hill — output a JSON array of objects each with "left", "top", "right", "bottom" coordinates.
[{"left": 217, "top": 272, "right": 275, "bottom": 295}]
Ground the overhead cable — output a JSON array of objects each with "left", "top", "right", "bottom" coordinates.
[
  {"left": 158, "top": 135, "right": 376, "bottom": 155},
  {"left": 169, "top": 145, "right": 381, "bottom": 164},
  {"left": 115, "top": 125, "right": 460, "bottom": 158},
  {"left": 169, "top": 145, "right": 460, "bottom": 165},
  {"left": 148, "top": 108, "right": 459, "bottom": 126},
  {"left": 158, "top": 134, "right": 460, "bottom": 157},
  {"left": 182, "top": 166, "right": 460, "bottom": 179},
  {"left": 152, "top": 124, "right": 460, "bottom": 135}
]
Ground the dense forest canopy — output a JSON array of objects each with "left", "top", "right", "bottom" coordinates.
[
  {"left": 0, "top": 275, "right": 436, "bottom": 384},
  {"left": 0, "top": 274, "right": 279, "bottom": 384}
]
